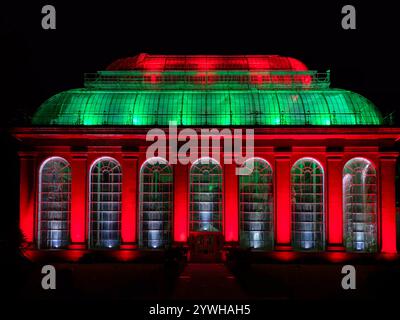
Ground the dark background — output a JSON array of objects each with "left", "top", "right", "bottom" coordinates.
[
  {"left": 1, "top": 0, "right": 400, "bottom": 125},
  {"left": 1, "top": 0, "right": 400, "bottom": 311}
]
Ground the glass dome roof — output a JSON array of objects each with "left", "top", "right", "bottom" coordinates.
[
  {"left": 31, "top": 54, "right": 383, "bottom": 126},
  {"left": 106, "top": 53, "right": 308, "bottom": 72},
  {"left": 32, "top": 88, "right": 382, "bottom": 126}
]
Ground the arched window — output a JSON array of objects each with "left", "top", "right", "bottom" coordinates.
[
  {"left": 291, "top": 158, "right": 325, "bottom": 251},
  {"left": 239, "top": 158, "right": 274, "bottom": 250},
  {"left": 38, "top": 157, "right": 71, "bottom": 249},
  {"left": 343, "top": 158, "right": 377, "bottom": 252},
  {"left": 190, "top": 158, "right": 222, "bottom": 232},
  {"left": 89, "top": 157, "right": 122, "bottom": 248},
  {"left": 139, "top": 157, "right": 173, "bottom": 248}
]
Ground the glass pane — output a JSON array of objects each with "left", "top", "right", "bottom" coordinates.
[
  {"left": 239, "top": 158, "right": 274, "bottom": 250},
  {"left": 190, "top": 158, "right": 222, "bottom": 232},
  {"left": 343, "top": 158, "right": 377, "bottom": 252},
  {"left": 139, "top": 158, "right": 173, "bottom": 248},
  {"left": 291, "top": 158, "right": 325, "bottom": 251},
  {"left": 38, "top": 157, "right": 71, "bottom": 249},
  {"left": 33, "top": 89, "right": 383, "bottom": 126},
  {"left": 89, "top": 158, "right": 122, "bottom": 248}
]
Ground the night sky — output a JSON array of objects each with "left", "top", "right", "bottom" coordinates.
[
  {"left": 1, "top": 1, "right": 400, "bottom": 126},
  {"left": 1, "top": 2, "right": 400, "bottom": 309}
]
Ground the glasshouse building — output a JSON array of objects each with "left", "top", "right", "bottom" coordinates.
[{"left": 13, "top": 53, "right": 400, "bottom": 261}]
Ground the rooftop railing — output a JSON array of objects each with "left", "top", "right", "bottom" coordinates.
[{"left": 84, "top": 70, "right": 331, "bottom": 90}]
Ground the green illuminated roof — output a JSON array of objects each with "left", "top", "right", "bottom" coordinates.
[
  {"left": 32, "top": 88, "right": 383, "bottom": 126},
  {"left": 31, "top": 55, "right": 383, "bottom": 127}
]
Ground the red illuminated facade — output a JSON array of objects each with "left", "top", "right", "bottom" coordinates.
[{"left": 13, "top": 54, "right": 400, "bottom": 261}]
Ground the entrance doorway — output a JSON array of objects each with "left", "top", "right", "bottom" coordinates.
[
  {"left": 189, "top": 158, "right": 223, "bottom": 262},
  {"left": 188, "top": 232, "right": 224, "bottom": 262}
]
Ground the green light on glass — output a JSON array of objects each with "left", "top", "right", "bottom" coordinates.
[{"left": 32, "top": 88, "right": 383, "bottom": 126}]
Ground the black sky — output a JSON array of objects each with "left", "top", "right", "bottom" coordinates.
[
  {"left": 1, "top": 1, "right": 400, "bottom": 126},
  {"left": 1, "top": 0, "right": 400, "bottom": 288}
]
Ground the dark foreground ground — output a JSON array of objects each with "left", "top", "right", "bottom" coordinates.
[
  {"left": 1, "top": 254, "right": 400, "bottom": 301},
  {"left": 10, "top": 261, "right": 400, "bottom": 301},
  {"left": 1, "top": 250, "right": 400, "bottom": 318}
]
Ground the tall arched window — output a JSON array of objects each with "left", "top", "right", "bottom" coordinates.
[
  {"left": 291, "top": 158, "right": 325, "bottom": 251},
  {"left": 343, "top": 158, "right": 377, "bottom": 252},
  {"left": 239, "top": 158, "right": 274, "bottom": 249},
  {"left": 190, "top": 158, "right": 222, "bottom": 232},
  {"left": 139, "top": 157, "right": 173, "bottom": 248},
  {"left": 89, "top": 157, "right": 122, "bottom": 248},
  {"left": 38, "top": 157, "right": 71, "bottom": 249}
]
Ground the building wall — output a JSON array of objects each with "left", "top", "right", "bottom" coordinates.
[{"left": 18, "top": 143, "right": 398, "bottom": 253}]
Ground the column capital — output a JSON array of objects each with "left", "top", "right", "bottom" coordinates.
[
  {"left": 71, "top": 152, "right": 88, "bottom": 159},
  {"left": 379, "top": 153, "right": 399, "bottom": 161},
  {"left": 274, "top": 154, "right": 291, "bottom": 160},
  {"left": 326, "top": 154, "right": 343, "bottom": 160},
  {"left": 121, "top": 153, "right": 139, "bottom": 160},
  {"left": 18, "top": 151, "right": 38, "bottom": 159}
]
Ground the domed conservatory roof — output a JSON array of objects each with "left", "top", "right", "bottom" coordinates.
[
  {"left": 106, "top": 53, "right": 309, "bottom": 71},
  {"left": 32, "top": 54, "right": 383, "bottom": 126}
]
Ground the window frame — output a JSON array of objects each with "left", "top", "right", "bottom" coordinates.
[
  {"left": 343, "top": 157, "right": 378, "bottom": 252},
  {"left": 37, "top": 156, "right": 72, "bottom": 249},
  {"left": 239, "top": 157, "right": 274, "bottom": 250},
  {"left": 88, "top": 156, "right": 122, "bottom": 249},
  {"left": 138, "top": 157, "right": 173, "bottom": 249},
  {"left": 189, "top": 157, "right": 223, "bottom": 233},
  {"left": 291, "top": 157, "right": 325, "bottom": 251}
]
